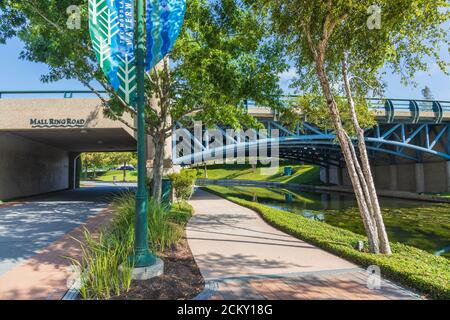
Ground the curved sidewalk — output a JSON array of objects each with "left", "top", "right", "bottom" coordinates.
[
  {"left": 0, "top": 183, "right": 132, "bottom": 299},
  {"left": 187, "top": 189, "right": 421, "bottom": 300}
]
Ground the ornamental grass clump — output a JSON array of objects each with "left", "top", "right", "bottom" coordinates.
[{"left": 72, "top": 192, "right": 192, "bottom": 299}]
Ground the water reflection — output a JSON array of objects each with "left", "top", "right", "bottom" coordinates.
[{"left": 217, "top": 186, "right": 450, "bottom": 259}]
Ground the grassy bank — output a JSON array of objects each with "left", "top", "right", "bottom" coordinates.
[
  {"left": 203, "top": 185, "right": 450, "bottom": 299},
  {"left": 74, "top": 194, "right": 193, "bottom": 300},
  {"left": 81, "top": 170, "right": 138, "bottom": 182},
  {"left": 187, "top": 163, "right": 322, "bottom": 185}
]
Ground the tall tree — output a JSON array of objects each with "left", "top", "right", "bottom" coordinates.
[
  {"left": 0, "top": 0, "right": 287, "bottom": 200},
  {"left": 108, "top": 152, "right": 137, "bottom": 182},
  {"left": 250, "top": 0, "right": 449, "bottom": 254},
  {"left": 81, "top": 152, "right": 107, "bottom": 179}
]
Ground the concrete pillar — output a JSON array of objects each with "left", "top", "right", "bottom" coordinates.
[
  {"left": 68, "top": 152, "right": 80, "bottom": 190},
  {"left": 446, "top": 161, "right": 450, "bottom": 192},
  {"left": 415, "top": 163, "right": 425, "bottom": 193},
  {"left": 320, "top": 167, "right": 330, "bottom": 184},
  {"left": 389, "top": 165, "right": 398, "bottom": 191},
  {"left": 337, "top": 167, "right": 344, "bottom": 186},
  {"left": 321, "top": 193, "right": 330, "bottom": 210},
  {"left": 147, "top": 135, "right": 181, "bottom": 177}
]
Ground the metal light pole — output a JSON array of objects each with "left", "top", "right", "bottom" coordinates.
[{"left": 131, "top": 0, "right": 156, "bottom": 268}]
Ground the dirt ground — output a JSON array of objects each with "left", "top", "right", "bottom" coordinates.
[{"left": 115, "top": 234, "right": 205, "bottom": 300}]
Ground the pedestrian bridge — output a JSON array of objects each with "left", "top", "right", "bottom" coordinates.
[{"left": 173, "top": 97, "right": 450, "bottom": 194}]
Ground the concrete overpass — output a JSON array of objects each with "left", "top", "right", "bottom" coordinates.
[{"left": 0, "top": 93, "right": 136, "bottom": 200}]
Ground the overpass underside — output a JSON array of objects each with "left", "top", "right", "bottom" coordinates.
[{"left": 0, "top": 98, "right": 136, "bottom": 200}]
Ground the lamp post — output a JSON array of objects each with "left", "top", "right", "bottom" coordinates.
[{"left": 131, "top": 0, "right": 156, "bottom": 268}]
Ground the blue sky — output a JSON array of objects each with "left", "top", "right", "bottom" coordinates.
[{"left": 0, "top": 36, "right": 449, "bottom": 100}]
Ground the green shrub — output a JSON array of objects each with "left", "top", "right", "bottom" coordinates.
[
  {"left": 204, "top": 186, "right": 450, "bottom": 299},
  {"left": 168, "top": 170, "right": 197, "bottom": 204},
  {"left": 73, "top": 192, "right": 193, "bottom": 299}
]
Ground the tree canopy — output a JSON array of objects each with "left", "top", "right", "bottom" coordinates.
[{"left": 0, "top": 0, "right": 288, "bottom": 131}]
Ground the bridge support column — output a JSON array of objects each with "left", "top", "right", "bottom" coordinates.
[
  {"left": 446, "top": 162, "right": 450, "bottom": 192},
  {"left": 337, "top": 167, "right": 344, "bottom": 186},
  {"left": 415, "top": 163, "right": 425, "bottom": 193},
  {"left": 320, "top": 167, "right": 330, "bottom": 184},
  {"left": 68, "top": 152, "right": 81, "bottom": 190},
  {"left": 389, "top": 165, "right": 398, "bottom": 191}
]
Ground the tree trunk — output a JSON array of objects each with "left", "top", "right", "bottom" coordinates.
[
  {"left": 204, "top": 163, "right": 208, "bottom": 179},
  {"left": 315, "top": 56, "right": 380, "bottom": 253},
  {"left": 151, "top": 134, "right": 165, "bottom": 201},
  {"left": 342, "top": 56, "right": 392, "bottom": 254},
  {"left": 123, "top": 162, "right": 127, "bottom": 182}
]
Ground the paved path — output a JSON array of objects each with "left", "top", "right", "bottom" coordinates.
[
  {"left": 187, "top": 189, "right": 421, "bottom": 300},
  {"left": 0, "top": 183, "right": 134, "bottom": 299}
]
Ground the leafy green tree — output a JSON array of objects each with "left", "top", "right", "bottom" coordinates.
[
  {"left": 250, "top": 0, "right": 449, "bottom": 254},
  {"left": 0, "top": 0, "right": 287, "bottom": 201},
  {"left": 81, "top": 152, "right": 107, "bottom": 179},
  {"left": 108, "top": 152, "right": 137, "bottom": 182},
  {"left": 168, "top": 170, "right": 197, "bottom": 206}
]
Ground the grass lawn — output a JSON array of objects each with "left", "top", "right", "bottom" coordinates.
[
  {"left": 187, "top": 162, "right": 322, "bottom": 185},
  {"left": 87, "top": 170, "right": 138, "bottom": 182},
  {"left": 426, "top": 192, "right": 450, "bottom": 198},
  {"left": 203, "top": 185, "right": 450, "bottom": 299}
]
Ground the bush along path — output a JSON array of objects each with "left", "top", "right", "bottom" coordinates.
[
  {"left": 202, "top": 186, "right": 450, "bottom": 300},
  {"left": 73, "top": 193, "right": 204, "bottom": 300}
]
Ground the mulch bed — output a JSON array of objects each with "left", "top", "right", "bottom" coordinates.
[{"left": 114, "top": 233, "right": 205, "bottom": 300}]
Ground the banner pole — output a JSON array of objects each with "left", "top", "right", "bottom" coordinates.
[{"left": 132, "top": 0, "right": 156, "bottom": 268}]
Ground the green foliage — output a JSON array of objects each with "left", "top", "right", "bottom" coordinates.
[
  {"left": 250, "top": 0, "right": 449, "bottom": 96},
  {"left": 291, "top": 94, "right": 377, "bottom": 134},
  {"left": 204, "top": 186, "right": 450, "bottom": 299},
  {"left": 168, "top": 170, "right": 197, "bottom": 204},
  {"left": 186, "top": 162, "right": 322, "bottom": 185},
  {"left": 147, "top": 199, "right": 184, "bottom": 252},
  {"left": 89, "top": 170, "right": 137, "bottom": 182},
  {"left": 0, "top": 0, "right": 287, "bottom": 131},
  {"left": 0, "top": 0, "right": 288, "bottom": 201},
  {"left": 73, "top": 192, "right": 193, "bottom": 299}
]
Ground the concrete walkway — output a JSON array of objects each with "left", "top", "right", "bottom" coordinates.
[
  {"left": 187, "top": 189, "right": 421, "bottom": 300},
  {"left": 0, "top": 183, "right": 133, "bottom": 299}
]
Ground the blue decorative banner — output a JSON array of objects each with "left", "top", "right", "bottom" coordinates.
[
  {"left": 145, "top": 0, "right": 187, "bottom": 72},
  {"left": 89, "top": 0, "right": 136, "bottom": 104}
]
